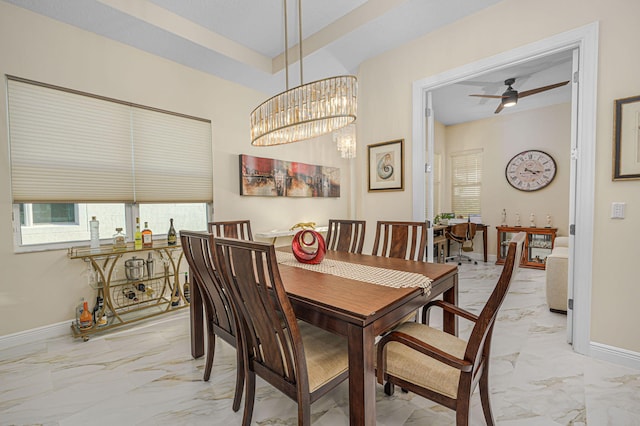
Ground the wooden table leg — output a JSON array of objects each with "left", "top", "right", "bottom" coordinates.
[
  {"left": 347, "top": 323, "right": 376, "bottom": 426},
  {"left": 442, "top": 274, "right": 459, "bottom": 336},
  {"left": 482, "top": 225, "right": 488, "bottom": 262},
  {"left": 190, "top": 274, "right": 204, "bottom": 359}
]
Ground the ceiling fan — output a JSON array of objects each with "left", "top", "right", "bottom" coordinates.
[{"left": 470, "top": 78, "right": 570, "bottom": 114}]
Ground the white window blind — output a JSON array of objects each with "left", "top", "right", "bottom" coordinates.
[
  {"left": 451, "top": 149, "right": 482, "bottom": 217},
  {"left": 7, "top": 77, "right": 213, "bottom": 203}
]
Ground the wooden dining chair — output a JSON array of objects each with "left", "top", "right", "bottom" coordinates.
[
  {"left": 179, "top": 231, "right": 243, "bottom": 412},
  {"left": 208, "top": 220, "right": 253, "bottom": 240},
  {"left": 376, "top": 232, "right": 525, "bottom": 426},
  {"left": 212, "top": 237, "right": 349, "bottom": 426},
  {"left": 371, "top": 220, "right": 428, "bottom": 261},
  {"left": 326, "top": 219, "right": 366, "bottom": 254}
]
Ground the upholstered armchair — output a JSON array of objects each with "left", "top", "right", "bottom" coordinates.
[{"left": 545, "top": 236, "right": 568, "bottom": 313}]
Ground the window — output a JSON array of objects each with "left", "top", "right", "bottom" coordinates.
[
  {"left": 7, "top": 76, "right": 213, "bottom": 250},
  {"left": 21, "top": 203, "right": 77, "bottom": 225},
  {"left": 450, "top": 149, "right": 483, "bottom": 217}
]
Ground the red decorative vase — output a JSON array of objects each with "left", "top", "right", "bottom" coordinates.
[{"left": 292, "top": 230, "right": 326, "bottom": 264}]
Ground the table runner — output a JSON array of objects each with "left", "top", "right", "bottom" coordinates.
[{"left": 276, "top": 251, "right": 432, "bottom": 293}]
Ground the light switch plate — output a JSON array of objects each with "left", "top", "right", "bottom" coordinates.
[{"left": 611, "top": 202, "right": 625, "bottom": 219}]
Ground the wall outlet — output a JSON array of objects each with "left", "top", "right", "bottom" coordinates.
[{"left": 611, "top": 202, "right": 625, "bottom": 219}]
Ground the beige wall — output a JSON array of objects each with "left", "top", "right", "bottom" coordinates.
[
  {"left": 443, "top": 103, "right": 571, "bottom": 258},
  {"left": 356, "top": 0, "right": 640, "bottom": 353},
  {"left": 0, "top": 3, "right": 350, "bottom": 336}
]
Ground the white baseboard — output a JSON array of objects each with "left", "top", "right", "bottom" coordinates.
[
  {"left": 0, "top": 320, "right": 72, "bottom": 350},
  {"left": 590, "top": 341, "right": 640, "bottom": 370},
  {"left": 0, "top": 310, "right": 189, "bottom": 351}
]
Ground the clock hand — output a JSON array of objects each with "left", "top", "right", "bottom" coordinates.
[{"left": 524, "top": 167, "right": 539, "bottom": 174}]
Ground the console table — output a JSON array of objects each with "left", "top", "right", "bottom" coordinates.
[{"left": 68, "top": 242, "right": 187, "bottom": 340}]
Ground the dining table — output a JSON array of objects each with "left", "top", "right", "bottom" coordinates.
[{"left": 189, "top": 248, "right": 458, "bottom": 426}]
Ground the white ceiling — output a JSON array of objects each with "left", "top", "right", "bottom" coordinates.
[{"left": 4, "top": 0, "right": 573, "bottom": 125}]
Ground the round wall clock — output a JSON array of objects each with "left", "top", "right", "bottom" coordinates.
[{"left": 505, "top": 150, "right": 557, "bottom": 191}]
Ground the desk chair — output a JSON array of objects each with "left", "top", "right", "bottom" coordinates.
[
  {"left": 445, "top": 223, "right": 478, "bottom": 265},
  {"left": 213, "top": 237, "right": 349, "bottom": 426},
  {"left": 326, "top": 219, "right": 366, "bottom": 254},
  {"left": 372, "top": 221, "right": 427, "bottom": 261},
  {"left": 180, "top": 231, "right": 243, "bottom": 412},
  {"left": 377, "top": 232, "right": 525, "bottom": 426},
  {"left": 208, "top": 220, "right": 253, "bottom": 240}
]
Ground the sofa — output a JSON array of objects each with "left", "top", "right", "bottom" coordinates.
[{"left": 545, "top": 236, "right": 568, "bottom": 313}]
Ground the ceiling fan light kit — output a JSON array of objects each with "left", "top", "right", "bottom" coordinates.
[
  {"left": 471, "top": 77, "right": 569, "bottom": 115},
  {"left": 250, "top": 0, "right": 357, "bottom": 146}
]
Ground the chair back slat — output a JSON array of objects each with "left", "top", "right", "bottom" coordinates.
[
  {"left": 208, "top": 220, "right": 253, "bottom": 241},
  {"left": 180, "top": 231, "right": 235, "bottom": 337},
  {"left": 372, "top": 221, "right": 427, "bottom": 261},
  {"left": 213, "top": 238, "right": 308, "bottom": 390},
  {"left": 326, "top": 219, "right": 366, "bottom": 254}
]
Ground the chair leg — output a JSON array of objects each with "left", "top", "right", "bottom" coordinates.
[
  {"left": 242, "top": 369, "right": 256, "bottom": 426},
  {"left": 455, "top": 399, "right": 470, "bottom": 426},
  {"left": 479, "top": 368, "right": 495, "bottom": 426},
  {"left": 203, "top": 325, "right": 216, "bottom": 381},
  {"left": 232, "top": 341, "right": 244, "bottom": 412},
  {"left": 384, "top": 381, "right": 395, "bottom": 396}
]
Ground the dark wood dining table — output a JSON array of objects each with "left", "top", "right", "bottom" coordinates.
[{"left": 189, "top": 248, "right": 458, "bottom": 426}]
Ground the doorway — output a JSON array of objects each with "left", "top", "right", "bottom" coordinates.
[{"left": 411, "top": 23, "right": 598, "bottom": 355}]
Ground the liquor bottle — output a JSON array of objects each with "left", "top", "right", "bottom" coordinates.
[
  {"left": 142, "top": 221, "right": 153, "bottom": 248},
  {"left": 183, "top": 272, "right": 190, "bottom": 303},
  {"left": 167, "top": 218, "right": 177, "bottom": 246},
  {"left": 93, "top": 296, "right": 108, "bottom": 327},
  {"left": 134, "top": 217, "right": 143, "bottom": 250},
  {"left": 92, "top": 296, "right": 102, "bottom": 323},
  {"left": 79, "top": 300, "right": 93, "bottom": 329},
  {"left": 89, "top": 216, "right": 100, "bottom": 249},
  {"left": 171, "top": 285, "right": 180, "bottom": 307},
  {"left": 112, "top": 227, "right": 126, "bottom": 250}
]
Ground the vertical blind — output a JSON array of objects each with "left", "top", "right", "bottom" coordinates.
[
  {"left": 451, "top": 149, "right": 482, "bottom": 217},
  {"left": 7, "top": 77, "right": 213, "bottom": 203}
]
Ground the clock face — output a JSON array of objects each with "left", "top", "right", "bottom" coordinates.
[{"left": 505, "top": 150, "right": 556, "bottom": 192}]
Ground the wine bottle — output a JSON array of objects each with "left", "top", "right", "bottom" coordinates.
[
  {"left": 79, "top": 300, "right": 93, "bottom": 329},
  {"left": 134, "top": 217, "right": 143, "bottom": 250},
  {"left": 171, "top": 283, "right": 180, "bottom": 307},
  {"left": 92, "top": 296, "right": 102, "bottom": 323},
  {"left": 167, "top": 218, "right": 177, "bottom": 246},
  {"left": 142, "top": 221, "right": 153, "bottom": 248},
  {"left": 183, "top": 272, "right": 190, "bottom": 303}
]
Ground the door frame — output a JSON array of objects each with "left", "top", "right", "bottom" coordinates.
[{"left": 411, "top": 22, "right": 598, "bottom": 355}]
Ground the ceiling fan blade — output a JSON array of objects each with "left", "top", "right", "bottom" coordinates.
[
  {"left": 494, "top": 102, "right": 504, "bottom": 114},
  {"left": 519, "top": 80, "right": 570, "bottom": 98},
  {"left": 469, "top": 94, "right": 507, "bottom": 99}
]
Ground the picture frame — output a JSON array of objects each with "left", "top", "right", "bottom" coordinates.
[
  {"left": 613, "top": 95, "right": 640, "bottom": 180},
  {"left": 239, "top": 154, "right": 340, "bottom": 197},
  {"left": 368, "top": 139, "right": 404, "bottom": 191}
]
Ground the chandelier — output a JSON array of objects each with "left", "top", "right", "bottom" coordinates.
[
  {"left": 250, "top": 0, "right": 357, "bottom": 146},
  {"left": 332, "top": 123, "right": 356, "bottom": 158}
]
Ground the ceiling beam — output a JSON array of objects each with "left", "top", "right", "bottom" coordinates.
[
  {"left": 97, "top": 0, "right": 272, "bottom": 73},
  {"left": 272, "top": 0, "right": 408, "bottom": 74}
]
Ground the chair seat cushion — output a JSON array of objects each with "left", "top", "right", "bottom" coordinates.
[
  {"left": 299, "top": 321, "right": 349, "bottom": 392},
  {"left": 379, "top": 321, "right": 467, "bottom": 399}
]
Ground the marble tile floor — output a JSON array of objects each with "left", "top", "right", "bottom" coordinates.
[{"left": 1, "top": 262, "right": 639, "bottom": 425}]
